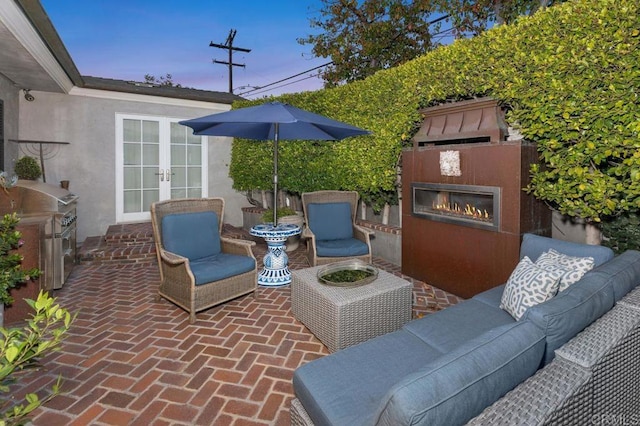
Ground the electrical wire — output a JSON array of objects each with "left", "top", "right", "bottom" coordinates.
[{"left": 238, "top": 12, "right": 454, "bottom": 97}]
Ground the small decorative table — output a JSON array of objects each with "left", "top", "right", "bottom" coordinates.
[
  {"left": 291, "top": 264, "right": 413, "bottom": 352},
  {"left": 250, "top": 223, "right": 301, "bottom": 286}
]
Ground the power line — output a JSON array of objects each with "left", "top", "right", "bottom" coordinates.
[
  {"left": 238, "top": 12, "right": 452, "bottom": 97},
  {"left": 244, "top": 73, "right": 324, "bottom": 98},
  {"left": 237, "top": 61, "right": 333, "bottom": 96}
]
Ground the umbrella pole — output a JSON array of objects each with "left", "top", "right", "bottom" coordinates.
[{"left": 273, "top": 123, "right": 279, "bottom": 226}]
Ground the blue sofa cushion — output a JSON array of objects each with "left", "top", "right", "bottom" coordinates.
[
  {"left": 402, "top": 299, "right": 514, "bottom": 353},
  {"left": 375, "top": 321, "right": 546, "bottom": 426},
  {"left": 307, "top": 202, "right": 353, "bottom": 241},
  {"left": 520, "top": 233, "right": 614, "bottom": 266},
  {"left": 294, "top": 329, "right": 444, "bottom": 426},
  {"left": 189, "top": 253, "right": 255, "bottom": 285},
  {"left": 162, "top": 211, "right": 221, "bottom": 260},
  {"left": 522, "top": 270, "right": 614, "bottom": 365},
  {"left": 315, "top": 238, "right": 369, "bottom": 258}
]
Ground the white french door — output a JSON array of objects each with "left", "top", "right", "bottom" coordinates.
[{"left": 116, "top": 114, "right": 208, "bottom": 222}]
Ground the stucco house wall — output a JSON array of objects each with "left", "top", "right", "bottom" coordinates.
[
  {"left": 16, "top": 88, "right": 249, "bottom": 243},
  {"left": 0, "top": 74, "right": 21, "bottom": 170}
]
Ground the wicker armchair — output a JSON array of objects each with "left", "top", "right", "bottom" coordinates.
[
  {"left": 301, "top": 190, "right": 373, "bottom": 267},
  {"left": 150, "top": 198, "right": 257, "bottom": 323}
]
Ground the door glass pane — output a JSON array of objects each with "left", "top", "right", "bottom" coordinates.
[
  {"left": 171, "top": 144, "right": 186, "bottom": 165},
  {"left": 143, "top": 190, "right": 159, "bottom": 211},
  {"left": 187, "top": 145, "right": 201, "bottom": 164},
  {"left": 143, "top": 144, "right": 159, "bottom": 166},
  {"left": 187, "top": 167, "right": 201, "bottom": 187},
  {"left": 171, "top": 166, "right": 186, "bottom": 187},
  {"left": 171, "top": 188, "right": 187, "bottom": 199},
  {"left": 124, "top": 190, "right": 141, "bottom": 213},
  {"left": 123, "top": 119, "right": 141, "bottom": 142},
  {"left": 187, "top": 188, "right": 202, "bottom": 198},
  {"left": 123, "top": 167, "right": 140, "bottom": 190},
  {"left": 142, "top": 120, "right": 159, "bottom": 143},
  {"left": 143, "top": 167, "right": 160, "bottom": 189},
  {"left": 170, "top": 122, "right": 185, "bottom": 144},
  {"left": 123, "top": 143, "right": 141, "bottom": 165}
]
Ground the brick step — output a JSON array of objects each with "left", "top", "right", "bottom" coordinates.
[
  {"left": 78, "top": 222, "right": 156, "bottom": 266},
  {"left": 78, "top": 222, "right": 255, "bottom": 266}
]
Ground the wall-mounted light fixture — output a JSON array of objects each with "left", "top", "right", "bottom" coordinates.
[{"left": 23, "top": 89, "right": 34, "bottom": 102}]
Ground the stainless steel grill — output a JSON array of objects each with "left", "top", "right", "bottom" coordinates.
[{"left": 15, "top": 180, "right": 78, "bottom": 289}]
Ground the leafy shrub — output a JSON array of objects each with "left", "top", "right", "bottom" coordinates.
[
  {"left": 229, "top": 0, "right": 640, "bottom": 222},
  {"left": 1, "top": 291, "right": 73, "bottom": 425}
]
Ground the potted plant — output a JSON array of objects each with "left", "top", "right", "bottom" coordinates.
[
  {"left": 14, "top": 156, "right": 42, "bottom": 181},
  {"left": 262, "top": 207, "right": 304, "bottom": 251},
  {"left": 0, "top": 213, "right": 41, "bottom": 326}
]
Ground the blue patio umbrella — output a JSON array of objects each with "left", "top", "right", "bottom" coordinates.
[{"left": 179, "top": 102, "right": 370, "bottom": 225}]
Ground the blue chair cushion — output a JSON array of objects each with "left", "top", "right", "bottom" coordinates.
[
  {"left": 375, "top": 321, "right": 546, "bottom": 426},
  {"left": 189, "top": 253, "right": 255, "bottom": 285},
  {"left": 587, "top": 250, "right": 640, "bottom": 302},
  {"left": 315, "top": 238, "right": 369, "bottom": 257},
  {"left": 520, "top": 233, "right": 614, "bottom": 266},
  {"left": 307, "top": 202, "right": 353, "bottom": 241},
  {"left": 162, "top": 211, "right": 221, "bottom": 260}
]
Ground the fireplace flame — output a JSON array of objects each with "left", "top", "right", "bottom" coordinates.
[{"left": 432, "top": 201, "right": 491, "bottom": 221}]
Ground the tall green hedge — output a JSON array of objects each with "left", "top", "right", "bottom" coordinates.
[{"left": 229, "top": 0, "right": 640, "bottom": 222}]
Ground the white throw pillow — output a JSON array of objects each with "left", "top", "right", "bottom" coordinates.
[
  {"left": 500, "top": 256, "right": 564, "bottom": 320},
  {"left": 536, "top": 249, "right": 595, "bottom": 292}
]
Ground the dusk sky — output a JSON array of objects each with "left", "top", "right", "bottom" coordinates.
[{"left": 40, "top": 1, "right": 328, "bottom": 98}]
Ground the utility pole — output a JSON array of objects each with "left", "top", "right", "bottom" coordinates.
[{"left": 210, "top": 29, "right": 251, "bottom": 94}]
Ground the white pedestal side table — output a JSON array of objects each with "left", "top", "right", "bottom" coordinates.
[{"left": 250, "top": 223, "right": 301, "bottom": 286}]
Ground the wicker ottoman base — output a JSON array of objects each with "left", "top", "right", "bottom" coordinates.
[{"left": 291, "top": 265, "right": 413, "bottom": 353}]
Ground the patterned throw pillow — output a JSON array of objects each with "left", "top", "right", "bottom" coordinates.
[
  {"left": 535, "top": 249, "right": 595, "bottom": 292},
  {"left": 500, "top": 256, "right": 564, "bottom": 320}
]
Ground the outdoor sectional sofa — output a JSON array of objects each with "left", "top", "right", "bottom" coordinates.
[{"left": 290, "top": 233, "right": 640, "bottom": 425}]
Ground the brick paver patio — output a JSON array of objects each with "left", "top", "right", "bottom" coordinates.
[{"left": 9, "top": 224, "right": 461, "bottom": 425}]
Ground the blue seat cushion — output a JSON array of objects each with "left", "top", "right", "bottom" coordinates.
[
  {"left": 315, "top": 238, "right": 369, "bottom": 257},
  {"left": 162, "top": 211, "right": 221, "bottom": 260},
  {"left": 307, "top": 202, "right": 353, "bottom": 241},
  {"left": 189, "top": 253, "right": 255, "bottom": 285},
  {"left": 375, "top": 321, "right": 546, "bottom": 426},
  {"left": 520, "top": 233, "right": 614, "bottom": 266},
  {"left": 402, "top": 298, "right": 514, "bottom": 353},
  {"left": 293, "top": 329, "right": 444, "bottom": 426}
]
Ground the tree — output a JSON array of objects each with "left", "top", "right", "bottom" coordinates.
[
  {"left": 298, "top": 0, "right": 440, "bottom": 87},
  {"left": 143, "top": 73, "right": 182, "bottom": 88},
  {"left": 300, "top": 0, "right": 563, "bottom": 86},
  {"left": 433, "top": 0, "right": 562, "bottom": 36}
]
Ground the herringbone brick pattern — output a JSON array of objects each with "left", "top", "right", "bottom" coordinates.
[{"left": 10, "top": 226, "right": 462, "bottom": 425}]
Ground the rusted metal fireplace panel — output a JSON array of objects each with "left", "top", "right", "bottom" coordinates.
[
  {"left": 413, "top": 98, "right": 508, "bottom": 145},
  {"left": 402, "top": 97, "right": 551, "bottom": 299}
]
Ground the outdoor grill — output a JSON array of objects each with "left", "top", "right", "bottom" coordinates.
[{"left": 14, "top": 180, "right": 78, "bottom": 289}]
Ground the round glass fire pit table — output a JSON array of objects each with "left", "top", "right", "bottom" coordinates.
[{"left": 250, "top": 223, "right": 301, "bottom": 286}]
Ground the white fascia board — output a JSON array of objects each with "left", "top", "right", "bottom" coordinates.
[
  {"left": 0, "top": 1, "right": 74, "bottom": 92},
  {"left": 69, "top": 86, "right": 232, "bottom": 112}
]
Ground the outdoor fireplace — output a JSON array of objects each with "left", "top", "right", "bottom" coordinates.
[
  {"left": 401, "top": 98, "right": 551, "bottom": 298},
  {"left": 412, "top": 183, "right": 500, "bottom": 231}
]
